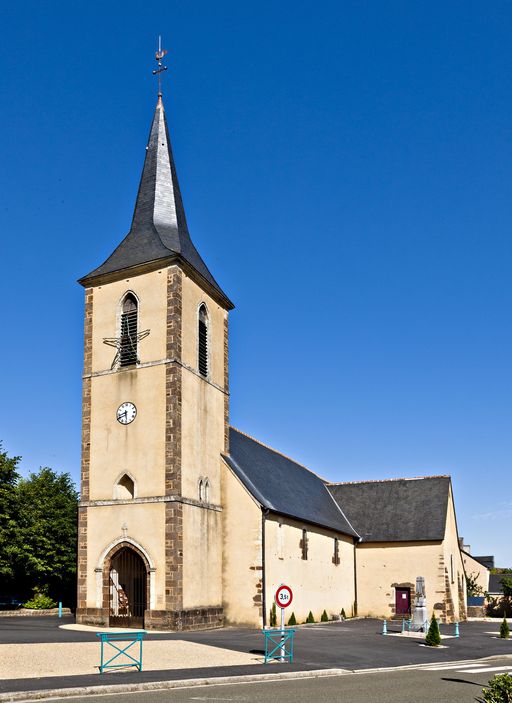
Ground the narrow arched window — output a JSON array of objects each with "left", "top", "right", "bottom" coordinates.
[
  {"left": 120, "top": 294, "right": 138, "bottom": 367},
  {"left": 198, "top": 304, "right": 208, "bottom": 378},
  {"left": 198, "top": 479, "right": 204, "bottom": 501},
  {"left": 204, "top": 478, "right": 210, "bottom": 503},
  {"left": 114, "top": 474, "right": 135, "bottom": 500}
]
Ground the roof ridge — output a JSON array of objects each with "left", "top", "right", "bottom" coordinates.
[
  {"left": 229, "top": 427, "right": 329, "bottom": 482},
  {"left": 327, "top": 475, "right": 451, "bottom": 486}
]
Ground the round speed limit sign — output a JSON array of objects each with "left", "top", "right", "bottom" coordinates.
[{"left": 275, "top": 584, "right": 293, "bottom": 608}]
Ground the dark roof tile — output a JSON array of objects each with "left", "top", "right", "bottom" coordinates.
[
  {"left": 224, "top": 428, "right": 359, "bottom": 538},
  {"left": 327, "top": 476, "right": 451, "bottom": 542},
  {"left": 79, "top": 96, "right": 233, "bottom": 308}
]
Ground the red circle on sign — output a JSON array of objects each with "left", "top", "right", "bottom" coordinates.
[{"left": 275, "top": 585, "right": 293, "bottom": 608}]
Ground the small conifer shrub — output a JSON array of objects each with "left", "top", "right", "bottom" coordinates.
[
  {"left": 425, "top": 614, "right": 441, "bottom": 647},
  {"left": 481, "top": 673, "right": 512, "bottom": 702},
  {"left": 341, "top": 608, "right": 347, "bottom": 620},
  {"left": 270, "top": 602, "right": 277, "bottom": 627},
  {"left": 287, "top": 612, "right": 297, "bottom": 626},
  {"left": 500, "top": 617, "right": 510, "bottom": 639},
  {"left": 321, "top": 609, "right": 329, "bottom": 622},
  {"left": 306, "top": 610, "right": 315, "bottom": 623}
]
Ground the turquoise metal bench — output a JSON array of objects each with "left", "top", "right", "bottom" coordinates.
[
  {"left": 96, "top": 631, "right": 147, "bottom": 674},
  {"left": 262, "top": 628, "right": 296, "bottom": 663}
]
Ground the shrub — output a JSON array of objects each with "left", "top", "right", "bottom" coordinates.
[
  {"left": 341, "top": 608, "right": 346, "bottom": 620},
  {"left": 270, "top": 602, "right": 277, "bottom": 627},
  {"left": 287, "top": 612, "right": 297, "bottom": 626},
  {"left": 500, "top": 617, "right": 510, "bottom": 639},
  {"left": 425, "top": 614, "right": 441, "bottom": 647},
  {"left": 306, "top": 611, "right": 315, "bottom": 623},
  {"left": 480, "top": 673, "right": 512, "bottom": 702},
  {"left": 24, "top": 591, "right": 57, "bottom": 610},
  {"left": 321, "top": 609, "right": 329, "bottom": 622}
]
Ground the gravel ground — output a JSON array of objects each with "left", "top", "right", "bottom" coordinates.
[{"left": 0, "top": 640, "right": 259, "bottom": 679}]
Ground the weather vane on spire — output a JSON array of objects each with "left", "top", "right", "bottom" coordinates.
[{"left": 152, "top": 36, "right": 168, "bottom": 96}]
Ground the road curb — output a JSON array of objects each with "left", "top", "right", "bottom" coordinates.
[
  {"left": 0, "top": 668, "right": 350, "bottom": 702},
  {"left": 2, "top": 654, "right": 512, "bottom": 702}
]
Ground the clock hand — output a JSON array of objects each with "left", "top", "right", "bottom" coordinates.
[{"left": 117, "top": 410, "right": 127, "bottom": 420}]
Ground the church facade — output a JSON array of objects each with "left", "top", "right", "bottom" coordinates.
[{"left": 77, "top": 90, "right": 467, "bottom": 630}]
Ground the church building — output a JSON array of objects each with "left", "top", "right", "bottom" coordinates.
[{"left": 77, "top": 80, "right": 467, "bottom": 629}]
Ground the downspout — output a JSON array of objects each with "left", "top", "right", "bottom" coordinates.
[
  {"left": 353, "top": 539, "right": 359, "bottom": 617},
  {"left": 261, "top": 508, "right": 269, "bottom": 627}
]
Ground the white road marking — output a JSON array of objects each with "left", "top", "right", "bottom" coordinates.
[
  {"left": 422, "top": 663, "right": 486, "bottom": 671},
  {"left": 455, "top": 666, "right": 512, "bottom": 674}
]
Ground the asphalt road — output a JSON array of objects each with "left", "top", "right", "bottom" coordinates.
[
  {"left": 1, "top": 617, "right": 511, "bottom": 697},
  {"left": 22, "top": 659, "right": 512, "bottom": 703},
  {"left": 1, "top": 616, "right": 511, "bottom": 667}
]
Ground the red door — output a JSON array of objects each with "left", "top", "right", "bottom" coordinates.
[{"left": 395, "top": 588, "right": 411, "bottom": 615}]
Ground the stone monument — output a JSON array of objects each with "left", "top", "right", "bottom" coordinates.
[{"left": 412, "top": 576, "right": 428, "bottom": 631}]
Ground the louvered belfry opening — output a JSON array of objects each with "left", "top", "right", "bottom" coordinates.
[
  {"left": 198, "top": 304, "right": 208, "bottom": 377},
  {"left": 120, "top": 294, "right": 138, "bottom": 367}
]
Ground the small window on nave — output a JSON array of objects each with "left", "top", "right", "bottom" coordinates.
[
  {"left": 114, "top": 474, "right": 135, "bottom": 500},
  {"left": 333, "top": 537, "right": 340, "bottom": 566},
  {"left": 198, "top": 304, "right": 208, "bottom": 378},
  {"left": 301, "top": 529, "right": 308, "bottom": 560},
  {"left": 120, "top": 294, "right": 138, "bottom": 367}
]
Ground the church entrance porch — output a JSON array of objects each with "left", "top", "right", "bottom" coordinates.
[{"left": 108, "top": 546, "right": 147, "bottom": 628}]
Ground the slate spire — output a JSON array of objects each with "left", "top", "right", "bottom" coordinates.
[{"left": 79, "top": 96, "right": 232, "bottom": 308}]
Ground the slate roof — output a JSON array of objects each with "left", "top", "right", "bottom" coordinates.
[
  {"left": 488, "top": 573, "right": 507, "bottom": 594},
  {"left": 79, "top": 96, "right": 233, "bottom": 309},
  {"left": 223, "top": 428, "right": 359, "bottom": 538},
  {"left": 327, "top": 476, "right": 452, "bottom": 542},
  {"left": 473, "top": 556, "right": 495, "bottom": 571}
]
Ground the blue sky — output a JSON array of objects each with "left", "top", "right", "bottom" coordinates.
[{"left": 1, "top": 1, "right": 511, "bottom": 565}]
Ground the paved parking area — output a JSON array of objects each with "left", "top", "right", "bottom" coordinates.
[{"left": 0, "top": 616, "right": 510, "bottom": 696}]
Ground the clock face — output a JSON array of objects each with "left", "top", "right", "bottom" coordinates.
[{"left": 116, "top": 402, "right": 137, "bottom": 425}]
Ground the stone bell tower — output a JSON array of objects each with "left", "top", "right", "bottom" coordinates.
[{"left": 76, "top": 82, "right": 233, "bottom": 629}]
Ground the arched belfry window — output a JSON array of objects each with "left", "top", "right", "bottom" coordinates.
[
  {"left": 114, "top": 474, "right": 135, "bottom": 500},
  {"left": 120, "top": 294, "right": 138, "bottom": 367},
  {"left": 198, "top": 304, "right": 208, "bottom": 378},
  {"left": 198, "top": 477, "right": 210, "bottom": 502}
]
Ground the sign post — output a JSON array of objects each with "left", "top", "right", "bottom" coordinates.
[{"left": 274, "top": 585, "right": 293, "bottom": 662}]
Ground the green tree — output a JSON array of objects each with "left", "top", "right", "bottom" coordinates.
[
  {"left": 306, "top": 610, "right": 315, "bottom": 623},
  {"left": 12, "top": 468, "right": 78, "bottom": 604},
  {"left": 0, "top": 443, "right": 21, "bottom": 583},
  {"left": 500, "top": 576, "right": 512, "bottom": 617},
  {"left": 425, "top": 614, "right": 441, "bottom": 646},
  {"left": 467, "top": 572, "right": 484, "bottom": 597},
  {"left": 479, "top": 673, "right": 512, "bottom": 702},
  {"left": 500, "top": 617, "right": 510, "bottom": 639},
  {"left": 321, "top": 609, "right": 329, "bottom": 622}
]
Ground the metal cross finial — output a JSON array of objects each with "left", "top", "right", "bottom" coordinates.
[{"left": 152, "top": 36, "right": 168, "bottom": 96}]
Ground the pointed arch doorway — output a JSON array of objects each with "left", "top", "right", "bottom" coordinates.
[{"left": 108, "top": 546, "right": 148, "bottom": 628}]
